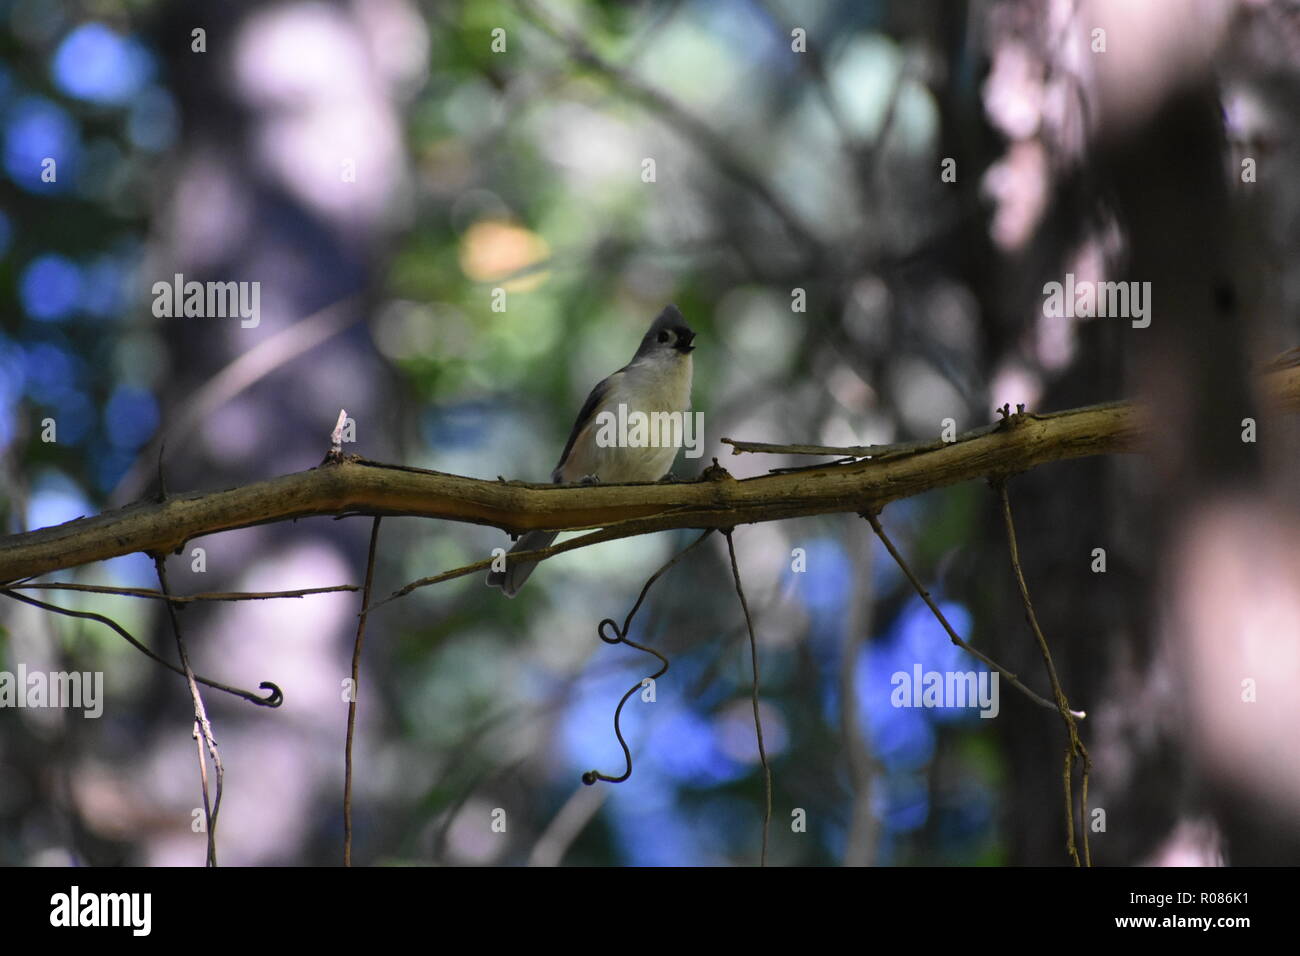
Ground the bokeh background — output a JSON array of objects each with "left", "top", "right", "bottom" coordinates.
[{"left": 2, "top": 0, "right": 1299, "bottom": 866}]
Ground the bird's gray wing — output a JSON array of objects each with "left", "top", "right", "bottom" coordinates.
[{"left": 552, "top": 368, "right": 624, "bottom": 482}]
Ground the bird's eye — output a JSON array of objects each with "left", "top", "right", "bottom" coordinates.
[{"left": 657, "top": 331, "right": 671, "bottom": 344}]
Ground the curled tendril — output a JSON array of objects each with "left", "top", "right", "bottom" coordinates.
[
  {"left": 582, "top": 529, "right": 714, "bottom": 786},
  {"left": 583, "top": 624, "right": 670, "bottom": 786},
  {"left": 253, "top": 681, "right": 284, "bottom": 708},
  {"left": 0, "top": 589, "right": 285, "bottom": 709}
]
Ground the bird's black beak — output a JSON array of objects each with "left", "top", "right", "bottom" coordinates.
[{"left": 675, "top": 328, "right": 696, "bottom": 353}]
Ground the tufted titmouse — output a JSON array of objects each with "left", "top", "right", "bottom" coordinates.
[{"left": 486, "top": 305, "right": 697, "bottom": 596}]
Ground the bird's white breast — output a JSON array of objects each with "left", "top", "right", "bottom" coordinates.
[{"left": 560, "top": 353, "right": 693, "bottom": 483}]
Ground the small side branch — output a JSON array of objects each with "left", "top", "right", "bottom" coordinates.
[
  {"left": 995, "top": 480, "right": 1092, "bottom": 867},
  {"left": 371, "top": 521, "right": 670, "bottom": 612},
  {"left": 862, "top": 512, "right": 1083, "bottom": 719},
  {"left": 721, "top": 436, "right": 953, "bottom": 459},
  {"left": 7, "top": 582, "right": 359, "bottom": 602},
  {"left": 344, "top": 517, "right": 382, "bottom": 866},
  {"left": 724, "top": 530, "right": 772, "bottom": 868},
  {"left": 154, "top": 555, "right": 223, "bottom": 867}
]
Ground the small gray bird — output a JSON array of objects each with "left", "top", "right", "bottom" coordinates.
[{"left": 486, "top": 305, "right": 696, "bottom": 596}]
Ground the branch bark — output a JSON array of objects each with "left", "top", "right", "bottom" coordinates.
[{"left": 3, "top": 363, "right": 1297, "bottom": 584}]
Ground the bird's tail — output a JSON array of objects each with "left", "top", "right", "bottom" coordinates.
[{"left": 485, "top": 530, "right": 558, "bottom": 597}]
